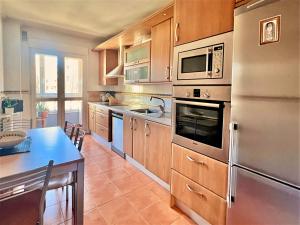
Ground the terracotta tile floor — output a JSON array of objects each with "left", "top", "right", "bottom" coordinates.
[{"left": 44, "top": 135, "right": 196, "bottom": 225}]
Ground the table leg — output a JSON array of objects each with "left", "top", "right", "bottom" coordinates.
[{"left": 74, "top": 161, "right": 84, "bottom": 225}]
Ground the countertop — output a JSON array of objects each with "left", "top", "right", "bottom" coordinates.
[{"left": 88, "top": 102, "right": 172, "bottom": 126}]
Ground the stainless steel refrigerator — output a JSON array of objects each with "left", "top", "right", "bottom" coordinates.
[{"left": 227, "top": 0, "right": 300, "bottom": 224}]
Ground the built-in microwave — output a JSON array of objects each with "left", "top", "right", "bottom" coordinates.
[{"left": 173, "top": 32, "right": 233, "bottom": 85}]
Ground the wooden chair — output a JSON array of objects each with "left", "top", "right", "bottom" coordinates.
[
  {"left": 73, "top": 126, "right": 86, "bottom": 152},
  {"left": 63, "top": 121, "right": 75, "bottom": 140},
  {"left": 47, "top": 125, "right": 86, "bottom": 211},
  {"left": 0, "top": 160, "right": 54, "bottom": 225}
]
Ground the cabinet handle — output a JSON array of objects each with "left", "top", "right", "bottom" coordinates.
[
  {"left": 129, "top": 118, "right": 133, "bottom": 130},
  {"left": 175, "top": 23, "right": 179, "bottom": 42},
  {"left": 165, "top": 66, "right": 170, "bottom": 80},
  {"left": 186, "top": 184, "right": 206, "bottom": 199},
  {"left": 133, "top": 118, "right": 137, "bottom": 131},
  {"left": 144, "top": 123, "right": 150, "bottom": 136},
  {"left": 186, "top": 156, "right": 205, "bottom": 166}
]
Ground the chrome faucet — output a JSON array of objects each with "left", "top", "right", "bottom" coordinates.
[{"left": 150, "top": 96, "right": 165, "bottom": 113}]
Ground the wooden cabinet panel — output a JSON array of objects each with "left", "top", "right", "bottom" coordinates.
[
  {"left": 88, "top": 106, "right": 95, "bottom": 132},
  {"left": 174, "top": 0, "right": 234, "bottom": 46},
  {"left": 95, "top": 123, "right": 109, "bottom": 140},
  {"left": 151, "top": 19, "right": 172, "bottom": 82},
  {"left": 145, "top": 121, "right": 171, "bottom": 183},
  {"left": 99, "top": 50, "right": 118, "bottom": 86},
  {"left": 171, "top": 170, "right": 227, "bottom": 225},
  {"left": 132, "top": 117, "right": 145, "bottom": 165},
  {"left": 96, "top": 106, "right": 109, "bottom": 115},
  {"left": 172, "top": 144, "right": 228, "bottom": 198},
  {"left": 95, "top": 112, "right": 109, "bottom": 128},
  {"left": 123, "top": 115, "right": 133, "bottom": 157}
]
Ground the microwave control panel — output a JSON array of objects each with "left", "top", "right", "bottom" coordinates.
[{"left": 210, "top": 44, "right": 224, "bottom": 78}]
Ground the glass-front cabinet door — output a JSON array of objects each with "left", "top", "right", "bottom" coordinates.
[
  {"left": 124, "top": 63, "right": 150, "bottom": 83},
  {"left": 124, "top": 42, "right": 151, "bottom": 66}
]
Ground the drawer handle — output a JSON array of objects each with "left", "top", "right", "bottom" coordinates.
[
  {"left": 186, "top": 156, "right": 205, "bottom": 165},
  {"left": 186, "top": 184, "right": 206, "bottom": 199}
]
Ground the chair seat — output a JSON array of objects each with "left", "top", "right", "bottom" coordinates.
[
  {"left": 48, "top": 173, "right": 73, "bottom": 190},
  {"left": 0, "top": 189, "right": 42, "bottom": 225}
]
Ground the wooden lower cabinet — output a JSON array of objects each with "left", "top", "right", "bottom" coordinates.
[
  {"left": 171, "top": 170, "right": 227, "bottom": 225},
  {"left": 172, "top": 144, "right": 228, "bottom": 198},
  {"left": 88, "top": 106, "right": 95, "bottom": 132},
  {"left": 123, "top": 115, "right": 133, "bottom": 157},
  {"left": 145, "top": 121, "right": 171, "bottom": 183},
  {"left": 132, "top": 117, "right": 145, "bottom": 165},
  {"left": 95, "top": 123, "right": 109, "bottom": 140}
]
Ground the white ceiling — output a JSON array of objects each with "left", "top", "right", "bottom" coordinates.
[{"left": 0, "top": 0, "right": 172, "bottom": 41}]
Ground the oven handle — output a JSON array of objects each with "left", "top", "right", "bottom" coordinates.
[{"left": 173, "top": 100, "right": 220, "bottom": 108}]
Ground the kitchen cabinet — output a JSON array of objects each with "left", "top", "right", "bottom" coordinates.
[
  {"left": 145, "top": 121, "right": 171, "bottom": 183},
  {"left": 124, "top": 42, "right": 151, "bottom": 83},
  {"left": 124, "top": 62, "right": 150, "bottom": 83},
  {"left": 88, "top": 105, "right": 95, "bottom": 132},
  {"left": 151, "top": 18, "right": 173, "bottom": 82},
  {"left": 174, "top": 0, "right": 235, "bottom": 46},
  {"left": 172, "top": 144, "right": 228, "bottom": 198},
  {"left": 88, "top": 104, "right": 111, "bottom": 141},
  {"left": 132, "top": 117, "right": 145, "bottom": 165},
  {"left": 123, "top": 115, "right": 133, "bottom": 157},
  {"left": 99, "top": 49, "right": 118, "bottom": 86},
  {"left": 171, "top": 170, "right": 227, "bottom": 225},
  {"left": 124, "top": 42, "right": 151, "bottom": 66}
]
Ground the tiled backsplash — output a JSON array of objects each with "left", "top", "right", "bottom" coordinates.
[{"left": 88, "top": 81, "right": 173, "bottom": 112}]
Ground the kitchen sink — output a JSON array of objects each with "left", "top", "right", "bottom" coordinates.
[{"left": 130, "top": 108, "right": 160, "bottom": 114}]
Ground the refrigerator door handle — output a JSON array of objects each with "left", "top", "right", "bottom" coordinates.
[{"left": 228, "top": 122, "right": 239, "bottom": 207}]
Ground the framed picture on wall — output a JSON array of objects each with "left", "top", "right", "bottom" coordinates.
[{"left": 259, "top": 15, "right": 281, "bottom": 45}]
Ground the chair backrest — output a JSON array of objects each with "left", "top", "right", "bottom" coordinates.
[
  {"left": 64, "top": 121, "right": 75, "bottom": 140},
  {"left": 0, "top": 119, "right": 32, "bottom": 132},
  {"left": 73, "top": 126, "right": 86, "bottom": 151},
  {"left": 0, "top": 160, "right": 54, "bottom": 225}
]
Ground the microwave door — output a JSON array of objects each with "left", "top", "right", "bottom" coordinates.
[{"left": 178, "top": 47, "right": 211, "bottom": 80}]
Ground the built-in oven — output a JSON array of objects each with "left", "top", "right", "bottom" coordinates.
[
  {"left": 172, "top": 85, "right": 231, "bottom": 163},
  {"left": 173, "top": 32, "right": 233, "bottom": 85}
]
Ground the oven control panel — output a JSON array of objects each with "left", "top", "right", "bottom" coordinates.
[
  {"left": 211, "top": 44, "right": 224, "bottom": 78},
  {"left": 173, "top": 85, "right": 231, "bottom": 102}
]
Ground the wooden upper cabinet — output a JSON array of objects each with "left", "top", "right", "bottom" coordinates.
[
  {"left": 123, "top": 114, "right": 133, "bottom": 157},
  {"left": 132, "top": 117, "right": 145, "bottom": 165},
  {"left": 151, "top": 18, "right": 173, "bottom": 82},
  {"left": 174, "top": 0, "right": 235, "bottom": 46},
  {"left": 145, "top": 121, "right": 171, "bottom": 183},
  {"left": 98, "top": 49, "right": 118, "bottom": 86}
]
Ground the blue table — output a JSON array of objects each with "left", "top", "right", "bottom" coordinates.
[{"left": 0, "top": 127, "right": 84, "bottom": 225}]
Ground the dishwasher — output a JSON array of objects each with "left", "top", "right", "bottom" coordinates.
[{"left": 111, "top": 112, "right": 125, "bottom": 158}]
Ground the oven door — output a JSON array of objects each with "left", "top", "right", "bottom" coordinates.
[
  {"left": 172, "top": 99, "right": 230, "bottom": 163},
  {"left": 177, "top": 47, "right": 212, "bottom": 80}
]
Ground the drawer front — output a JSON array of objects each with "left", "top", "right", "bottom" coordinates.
[
  {"left": 95, "top": 123, "right": 109, "bottom": 140},
  {"left": 96, "top": 106, "right": 109, "bottom": 115},
  {"left": 171, "top": 170, "right": 227, "bottom": 225},
  {"left": 172, "top": 144, "right": 228, "bottom": 198},
  {"left": 95, "top": 112, "right": 109, "bottom": 128}
]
